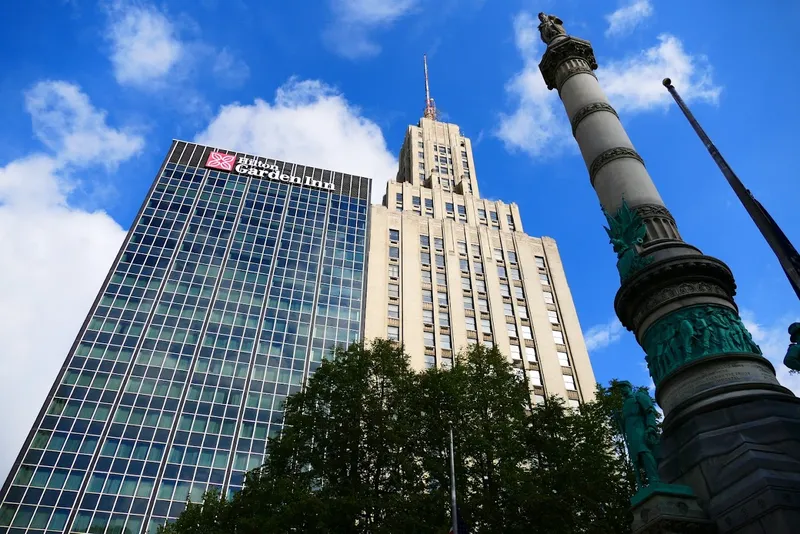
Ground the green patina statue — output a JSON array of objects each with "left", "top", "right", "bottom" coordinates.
[
  {"left": 785, "top": 322, "right": 800, "bottom": 372},
  {"left": 602, "top": 199, "right": 653, "bottom": 282},
  {"left": 614, "top": 381, "right": 660, "bottom": 489},
  {"left": 642, "top": 304, "right": 762, "bottom": 386}
]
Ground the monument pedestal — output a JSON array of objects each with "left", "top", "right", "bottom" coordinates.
[{"left": 630, "top": 484, "right": 716, "bottom": 534}]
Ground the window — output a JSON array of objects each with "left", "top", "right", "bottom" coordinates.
[
  {"left": 435, "top": 254, "right": 445, "bottom": 268},
  {"left": 518, "top": 306, "right": 528, "bottom": 320},
  {"left": 471, "top": 243, "right": 480, "bottom": 257},
  {"left": 528, "top": 370, "right": 542, "bottom": 387},
  {"left": 423, "top": 309, "right": 433, "bottom": 325},
  {"left": 489, "top": 211, "right": 498, "bottom": 222},
  {"left": 522, "top": 325, "right": 533, "bottom": 340},
  {"left": 425, "top": 198, "right": 434, "bottom": 210},
  {"left": 437, "top": 291, "right": 448, "bottom": 306},
  {"left": 547, "top": 310, "right": 559, "bottom": 324},
  {"left": 478, "top": 298, "right": 489, "bottom": 313},
  {"left": 478, "top": 208, "right": 487, "bottom": 220},
  {"left": 413, "top": 196, "right": 421, "bottom": 207},
  {"left": 494, "top": 248, "right": 503, "bottom": 261},
  {"left": 510, "top": 344, "right": 521, "bottom": 360},
  {"left": 421, "top": 252, "right": 431, "bottom": 266},
  {"left": 388, "top": 304, "right": 399, "bottom": 318},
  {"left": 497, "top": 266, "right": 507, "bottom": 279},
  {"left": 424, "top": 355, "right": 436, "bottom": 368},
  {"left": 418, "top": 151, "right": 424, "bottom": 159},
  {"left": 396, "top": 193, "right": 403, "bottom": 203},
  {"left": 389, "top": 284, "right": 399, "bottom": 298},
  {"left": 540, "top": 273, "right": 550, "bottom": 286},
  {"left": 419, "top": 173, "right": 425, "bottom": 182},
  {"left": 481, "top": 319, "right": 492, "bottom": 334},
  {"left": 526, "top": 346, "right": 537, "bottom": 362},
  {"left": 500, "top": 283, "right": 510, "bottom": 297},
  {"left": 388, "top": 326, "right": 399, "bottom": 340},
  {"left": 418, "top": 162, "right": 424, "bottom": 170},
  {"left": 542, "top": 291, "right": 554, "bottom": 304},
  {"left": 475, "top": 280, "right": 486, "bottom": 293},
  {"left": 389, "top": 229, "right": 399, "bottom": 241},
  {"left": 557, "top": 351, "right": 570, "bottom": 367},
  {"left": 510, "top": 268, "right": 520, "bottom": 281},
  {"left": 464, "top": 296, "right": 474, "bottom": 310},
  {"left": 389, "top": 264, "right": 399, "bottom": 278},
  {"left": 420, "top": 235, "right": 430, "bottom": 247},
  {"left": 553, "top": 330, "right": 564, "bottom": 344},
  {"left": 441, "top": 334, "right": 452, "bottom": 350},
  {"left": 457, "top": 205, "right": 466, "bottom": 218},
  {"left": 439, "top": 311, "right": 450, "bottom": 327},
  {"left": 421, "top": 270, "right": 432, "bottom": 284},
  {"left": 446, "top": 202, "right": 454, "bottom": 214},
  {"left": 424, "top": 332, "right": 435, "bottom": 348},
  {"left": 457, "top": 241, "right": 467, "bottom": 255},
  {"left": 436, "top": 272, "right": 447, "bottom": 286},
  {"left": 534, "top": 394, "right": 546, "bottom": 405},
  {"left": 434, "top": 237, "right": 444, "bottom": 250},
  {"left": 507, "top": 323, "right": 518, "bottom": 338},
  {"left": 507, "top": 214, "right": 515, "bottom": 228},
  {"left": 501, "top": 303, "right": 512, "bottom": 317},
  {"left": 508, "top": 251, "right": 518, "bottom": 264},
  {"left": 422, "top": 289, "right": 433, "bottom": 303},
  {"left": 564, "top": 375, "right": 576, "bottom": 391},
  {"left": 461, "top": 277, "right": 471, "bottom": 291},
  {"left": 389, "top": 246, "right": 399, "bottom": 259},
  {"left": 535, "top": 256, "right": 545, "bottom": 269},
  {"left": 474, "top": 262, "right": 484, "bottom": 275},
  {"left": 465, "top": 317, "right": 477, "bottom": 331},
  {"left": 441, "top": 358, "right": 453, "bottom": 369},
  {"left": 514, "top": 286, "right": 524, "bottom": 299},
  {"left": 568, "top": 399, "right": 580, "bottom": 409},
  {"left": 460, "top": 259, "right": 469, "bottom": 272}
]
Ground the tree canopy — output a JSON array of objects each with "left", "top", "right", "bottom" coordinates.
[{"left": 159, "top": 341, "right": 641, "bottom": 534}]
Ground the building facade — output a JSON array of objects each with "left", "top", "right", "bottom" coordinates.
[
  {"left": 364, "top": 114, "right": 596, "bottom": 405},
  {"left": 0, "top": 141, "right": 370, "bottom": 534}
]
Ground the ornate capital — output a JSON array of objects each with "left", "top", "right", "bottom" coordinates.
[
  {"left": 571, "top": 102, "right": 618, "bottom": 136},
  {"left": 589, "top": 147, "right": 645, "bottom": 186},
  {"left": 634, "top": 203, "right": 683, "bottom": 244},
  {"left": 538, "top": 36, "right": 598, "bottom": 91},
  {"left": 642, "top": 304, "right": 762, "bottom": 387}
]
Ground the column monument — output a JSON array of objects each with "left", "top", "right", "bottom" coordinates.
[{"left": 536, "top": 12, "right": 800, "bottom": 533}]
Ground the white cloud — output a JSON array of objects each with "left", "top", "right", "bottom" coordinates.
[
  {"left": 106, "top": 1, "right": 183, "bottom": 87},
  {"left": 584, "top": 317, "right": 624, "bottom": 352},
  {"left": 323, "top": 0, "right": 418, "bottom": 59},
  {"left": 104, "top": 1, "right": 248, "bottom": 91},
  {"left": 0, "top": 82, "right": 139, "bottom": 480},
  {"left": 741, "top": 310, "right": 800, "bottom": 395},
  {"left": 597, "top": 34, "right": 721, "bottom": 112},
  {"left": 605, "top": 0, "right": 653, "bottom": 38},
  {"left": 496, "top": 12, "right": 572, "bottom": 158},
  {"left": 195, "top": 78, "right": 398, "bottom": 203},
  {"left": 497, "top": 12, "right": 721, "bottom": 158}
]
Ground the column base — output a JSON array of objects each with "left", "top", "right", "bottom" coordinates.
[
  {"left": 659, "top": 389, "right": 800, "bottom": 533},
  {"left": 630, "top": 484, "right": 716, "bottom": 534}
]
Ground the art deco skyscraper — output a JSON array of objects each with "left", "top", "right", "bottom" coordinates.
[
  {"left": 364, "top": 57, "right": 597, "bottom": 405},
  {"left": 0, "top": 141, "right": 371, "bottom": 534}
]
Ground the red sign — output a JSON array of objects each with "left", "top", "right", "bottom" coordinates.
[{"left": 205, "top": 151, "right": 236, "bottom": 171}]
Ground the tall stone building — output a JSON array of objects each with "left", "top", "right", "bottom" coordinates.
[{"left": 364, "top": 58, "right": 596, "bottom": 405}]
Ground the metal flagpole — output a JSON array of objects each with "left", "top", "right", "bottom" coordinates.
[
  {"left": 662, "top": 78, "right": 800, "bottom": 300},
  {"left": 449, "top": 422, "right": 458, "bottom": 534}
]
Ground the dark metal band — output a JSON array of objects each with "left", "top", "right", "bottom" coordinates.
[
  {"left": 589, "top": 147, "right": 645, "bottom": 186},
  {"left": 571, "top": 102, "right": 618, "bottom": 136}
]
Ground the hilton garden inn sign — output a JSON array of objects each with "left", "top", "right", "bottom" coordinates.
[{"left": 205, "top": 151, "right": 335, "bottom": 191}]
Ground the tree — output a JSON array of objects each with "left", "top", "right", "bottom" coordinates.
[{"left": 160, "top": 342, "right": 643, "bottom": 534}]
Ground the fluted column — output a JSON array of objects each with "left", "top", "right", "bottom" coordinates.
[{"left": 538, "top": 15, "right": 800, "bottom": 533}]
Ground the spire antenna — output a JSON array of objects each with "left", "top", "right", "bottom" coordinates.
[{"left": 423, "top": 54, "right": 438, "bottom": 120}]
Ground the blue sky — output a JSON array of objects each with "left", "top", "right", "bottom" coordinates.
[{"left": 0, "top": 0, "right": 798, "bottom": 478}]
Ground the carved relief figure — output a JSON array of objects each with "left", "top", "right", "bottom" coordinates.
[
  {"left": 537, "top": 12, "right": 567, "bottom": 45},
  {"left": 785, "top": 322, "right": 800, "bottom": 372},
  {"left": 615, "top": 381, "right": 661, "bottom": 489},
  {"left": 643, "top": 305, "right": 763, "bottom": 385}
]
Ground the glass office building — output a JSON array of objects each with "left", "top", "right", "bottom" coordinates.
[{"left": 0, "top": 141, "right": 371, "bottom": 534}]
